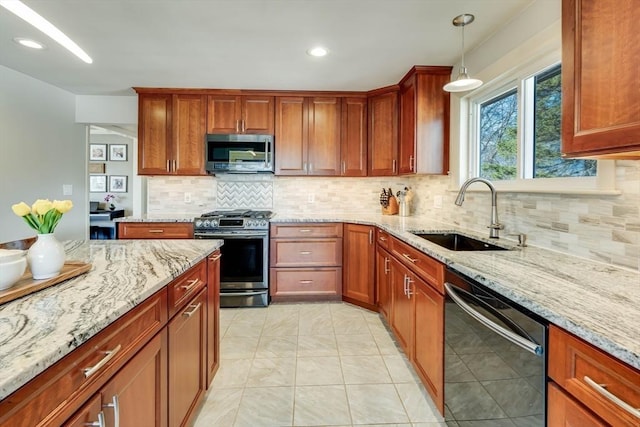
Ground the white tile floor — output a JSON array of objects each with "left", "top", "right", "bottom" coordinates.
[{"left": 193, "top": 302, "right": 445, "bottom": 427}]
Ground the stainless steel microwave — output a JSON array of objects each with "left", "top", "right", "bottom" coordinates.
[{"left": 205, "top": 134, "right": 274, "bottom": 173}]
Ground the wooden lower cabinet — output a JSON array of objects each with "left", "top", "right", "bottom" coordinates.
[
  {"left": 168, "top": 288, "right": 207, "bottom": 427},
  {"left": 413, "top": 277, "right": 444, "bottom": 414},
  {"left": 548, "top": 382, "right": 606, "bottom": 426},
  {"left": 389, "top": 256, "right": 414, "bottom": 357},
  {"left": 376, "top": 246, "right": 392, "bottom": 320},
  {"left": 206, "top": 251, "right": 221, "bottom": 386},
  {"left": 64, "top": 395, "right": 103, "bottom": 427},
  {"left": 342, "top": 224, "right": 376, "bottom": 308}
]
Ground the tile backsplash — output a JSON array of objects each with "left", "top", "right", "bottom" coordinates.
[{"left": 147, "top": 160, "right": 639, "bottom": 271}]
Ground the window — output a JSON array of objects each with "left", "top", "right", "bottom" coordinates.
[{"left": 470, "top": 63, "right": 598, "bottom": 186}]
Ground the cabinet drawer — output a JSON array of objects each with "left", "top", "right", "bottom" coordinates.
[
  {"left": 168, "top": 259, "right": 207, "bottom": 318},
  {"left": 390, "top": 236, "right": 444, "bottom": 294},
  {"left": 376, "top": 228, "right": 391, "bottom": 250},
  {"left": 548, "top": 325, "right": 640, "bottom": 426},
  {"left": 118, "top": 222, "right": 194, "bottom": 239},
  {"left": 270, "top": 223, "right": 343, "bottom": 238},
  {"left": 270, "top": 267, "right": 342, "bottom": 296},
  {"left": 270, "top": 238, "right": 342, "bottom": 267},
  {"left": 548, "top": 382, "right": 606, "bottom": 426},
  {"left": 0, "top": 289, "right": 168, "bottom": 427}
]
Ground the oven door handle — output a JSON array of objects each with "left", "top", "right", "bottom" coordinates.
[
  {"left": 444, "top": 282, "right": 543, "bottom": 356},
  {"left": 195, "top": 233, "right": 267, "bottom": 239},
  {"left": 222, "top": 290, "right": 268, "bottom": 297}
]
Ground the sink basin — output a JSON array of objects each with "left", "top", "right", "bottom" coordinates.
[{"left": 412, "top": 232, "right": 509, "bottom": 251}]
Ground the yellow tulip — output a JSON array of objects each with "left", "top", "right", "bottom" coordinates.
[
  {"left": 32, "top": 199, "right": 53, "bottom": 216},
  {"left": 11, "top": 202, "right": 31, "bottom": 217},
  {"left": 53, "top": 199, "right": 73, "bottom": 213}
]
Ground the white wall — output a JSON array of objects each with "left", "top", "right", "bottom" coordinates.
[{"left": 0, "top": 65, "right": 87, "bottom": 242}]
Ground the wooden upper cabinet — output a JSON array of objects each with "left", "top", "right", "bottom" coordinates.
[
  {"left": 207, "top": 95, "right": 274, "bottom": 135},
  {"left": 399, "top": 66, "right": 452, "bottom": 175},
  {"left": 138, "top": 93, "right": 172, "bottom": 175},
  {"left": 275, "top": 96, "right": 341, "bottom": 176},
  {"left": 308, "top": 97, "right": 341, "bottom": 176},
  {"left": 368, "top": 88, "right": 398, "bottom": 176},
  {"left": 341, "top": 97, "right": 368, "bottom": 176},
  {"left": 561, "top": 0, "right": 640, "bottom": 158},
  {"left": 137, "top": 92, "right": 206, "bottom": 175}
]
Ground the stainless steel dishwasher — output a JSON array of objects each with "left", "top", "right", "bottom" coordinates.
[{"left": 444, "top": 269, "right": 547, "bottom": 426}]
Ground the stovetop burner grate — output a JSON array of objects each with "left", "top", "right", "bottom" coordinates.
[{"left": 198, "top": 209, "right": 272, "bottom": 219}]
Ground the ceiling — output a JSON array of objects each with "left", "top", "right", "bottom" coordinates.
[{"left": 0, "top": 0, "right": 534, "bottom": 96}]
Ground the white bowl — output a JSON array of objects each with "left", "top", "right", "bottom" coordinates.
[
  {"left": 0, "top": 256, "right": 27, "bottom": 290},
  {"left": 0, "top": 249, "right": 27, "bottom": 264}
]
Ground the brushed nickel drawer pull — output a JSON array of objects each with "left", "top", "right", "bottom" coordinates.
[
  {"left": 166, "top": 160, "right": 170, "bottom": 172},
  {"left": 299, "top": 280, "right": 314, "bottom": 284},
  {"left": 148, "top": 229, "right": 165, "bottom": 234},
  {"left": 182, "top": 302, "right": 202, "bottom": 318},
  {"left": 300, "top": 251, "right": 312, "bottom": 255},
  {"left": 379, "top": 236, "right": 388, "bottom": 241},
  {"left": 84, "top": 344, "right": 122, "bottom": 378},
  {"left": 584, "top": 376, "right": 640, "bottom": 418},
  {"left": 209, "top": 253, "right": 222, "bottom": 261},
  {"left": 402, "top": 253, "right": 418, "bottom": 263},
  {"left": 298, "top": 229, "right": 312, "bottom": 233},
  {"left": 369, "top": 229, "right": 373, "bottom": 245},
  {"left": 181, "top": 279, "right": 199, "bottom": 291},
  {"left": 84, "top": 412, "right": 106, "bottom": 427},
  {"left": 103, "top": 395, "right": 120, "bottom": 427},
  {"left": 384, "top": 257, "right": 390, "bottom": 274}
]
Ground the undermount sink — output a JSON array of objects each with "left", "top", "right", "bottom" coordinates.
[{"left": 412, "top": 232, "right": 509, "bottom": 251}]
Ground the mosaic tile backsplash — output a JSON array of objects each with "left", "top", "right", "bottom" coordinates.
[{"left": 147, "top": 160, "right": 639, "bottom": 271}]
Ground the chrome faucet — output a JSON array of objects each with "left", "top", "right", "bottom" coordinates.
[{"left": 455, "top": 177, "right": 504, "bottom": 238}]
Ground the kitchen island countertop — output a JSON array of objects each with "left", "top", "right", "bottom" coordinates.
[
  {"left": 0, "top": 239, "right": 222, "bottom": 400},
  {"left": 271, "top": 213, "right": 640, "bottom": 372}
]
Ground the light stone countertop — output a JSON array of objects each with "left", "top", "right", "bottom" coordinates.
[
  {"left": 115, "top": 213, "right": 196, "bottom": 222},
  {"left": 270, "top": 213, "right": 640, "bottom": 371},
  {"left": 0, "top": 239, "right": 222, "bottom": 400}
]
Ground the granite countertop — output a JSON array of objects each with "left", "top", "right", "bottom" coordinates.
[
  {"left": 271, "top": 213, "right": 640, "bottom": 371},
  {"left": 115, "top": 213, "right": 196, "bottom": 223},
  {"left": 0, "top": 239, "right": 222, "bottom": 400}
]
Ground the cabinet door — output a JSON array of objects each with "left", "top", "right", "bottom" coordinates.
[
  {"left": 399, "top": 76, "right": 416, "bottom": 174},
  {"left": 414, "top": 277, "right": 444, "bottom": 415},
  {"left": 342, "top": 224, "right": 375, "bottom": 307},
  {"left": 341, "top": 97, "right": 368, "bottom": 176},
  {"left": 368, "top": 91, "right": 398, "bottom": 176},
  {"left": 548, "top": 382, "right": 607, "bottom": 426},
  {"left": 562, "top": 0, "right": 640, "bottom": 158},
  {"left": 376, "top": 246, "right": 392, "bottom": 320},
  {"left": 173, "top": 94, "right": 206, "bottom": 175},
  {"left": 168, "top": 288, "right": 207, "bottom": 427},
  {"left": 139, "top": 93, "right": 172, "bottom": 175},
  {"left": 207, "top": 95, "right": 241, "bottom": 134},
  {"left": 308, "top": 97, "right": 341, "bottom": 176},
  {"left": 242, "top": 96, "right": 275, "bottom": 134},
  {"left": 101, "top": 332, "right": 167, "bottom": 427},
  {"left": 206, "top": 251, "right": 221, "bottom": 387},
  {"left": 389, "top": 257, "right": 413, "bottom": 357},
  {"left": 275, "top": 96, "right": 308, "bottom": 175}
]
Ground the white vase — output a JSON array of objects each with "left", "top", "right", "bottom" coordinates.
[{"left": 27, "top": 233, "right": 66, "bottom": 280}]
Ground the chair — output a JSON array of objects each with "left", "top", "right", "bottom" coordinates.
[{"left": 0, "top": 236, "right": 37, "bottom": 250}]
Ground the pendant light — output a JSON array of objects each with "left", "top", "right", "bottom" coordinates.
[{"left": 443, "top": 13, "right": 482, "bottom": 92}]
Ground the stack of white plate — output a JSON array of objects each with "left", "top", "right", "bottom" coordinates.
[{"left": 0, "top": 249, "right": 27, "bottom": 290}]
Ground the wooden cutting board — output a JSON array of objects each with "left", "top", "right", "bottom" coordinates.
[{"left": 0, "top": 261, "right": 92, "bottom": 305}]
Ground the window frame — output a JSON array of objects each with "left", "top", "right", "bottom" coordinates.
[{"left": 461, "top": 50, "right": 616, "bottom": 195}]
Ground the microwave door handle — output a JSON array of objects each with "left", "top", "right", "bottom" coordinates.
[
  {"left": 265, "top": 138, "right": 271, "bottom": 167},
  {"left": 444, "top": 282, "right": 543, "bottom": 356}
]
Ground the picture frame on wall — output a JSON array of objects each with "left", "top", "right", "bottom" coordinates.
[
  {"left": 89, "top": 175, "right": 107, "bottom": 192},
  {"left": 89, "top": 144, "right": 107, "bottom": 161},
  {"left": 109, "top": 175, "right": 128, "bottom": 193},
  {"left": 88, "top": 162, "right": 106, "bottom": 174},
  {"left": 109, "top": 144, "right": 127, "bottom": 161}
]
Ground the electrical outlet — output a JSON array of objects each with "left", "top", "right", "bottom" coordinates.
[
  {"left": 308, "top": 193, "right": 315, "bottom": 203},
  {"left": 62, "top": 184, "right": 73, "bottom": 196},
  {"left": 434, "top": 195, "right": 443, "bottom": 209},
  {"left": 184, "top": 192, "right": 192, "bottom": 203}
]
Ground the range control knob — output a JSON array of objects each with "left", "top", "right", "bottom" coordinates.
[{"left": 195, "top": 220, "right": 203, "bottom": 228}]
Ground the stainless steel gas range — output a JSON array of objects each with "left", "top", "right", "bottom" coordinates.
[{"left": 194, "top": 209, "right": 273, "bottom": 307}]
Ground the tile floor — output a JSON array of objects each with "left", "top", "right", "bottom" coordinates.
[{"left": 193, "top": 302, "right": 445, "bottom": 427}]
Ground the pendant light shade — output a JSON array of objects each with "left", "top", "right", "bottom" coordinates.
[{"left": 444, "top": 14, "right": 482, "bottom": 93}]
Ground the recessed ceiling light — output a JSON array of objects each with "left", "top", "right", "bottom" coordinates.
[
  {"left": 307, "top": 46, "right": 329, "bottom": 57},
  {"left": 13, "top": 37, "right": 45, "bottom": 49},
  {"left": 0, "top": 0, "right": 92, "bottom": 64}
]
